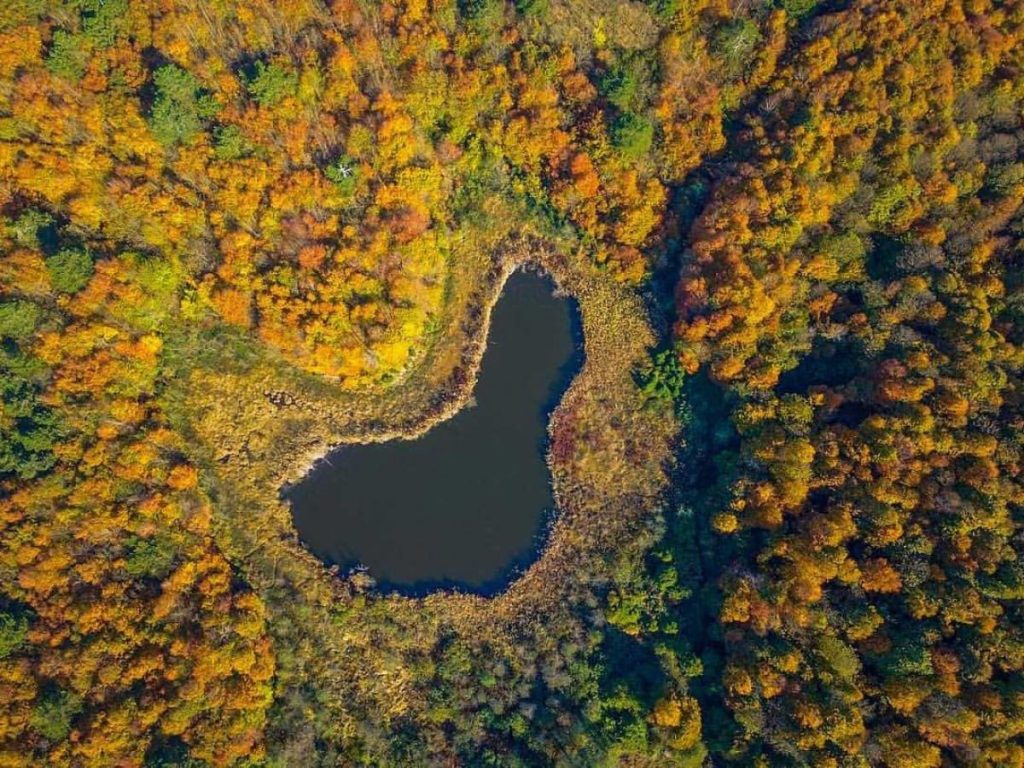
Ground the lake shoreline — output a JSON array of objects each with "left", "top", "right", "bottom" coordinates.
[
  {"left": 285, "top": 268, "right": 585, "bottom": 595},
  {"left": 248, "top": 236, "right": 671, "bottom": 608},
  {"left": 279, "top": 253, "right": 526, "bottom": 496},
  {"left": 176, "top": 226, "right": 677, "bottom": 734},
  {"left": 183, "top": 225, "right": 674, "bottom": 640}
]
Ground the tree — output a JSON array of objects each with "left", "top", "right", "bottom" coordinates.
[
  {"left": 213, "top": 125, "right": 251, "bottom": 160},
  {"left": 45, "top": 30, "right": 86, "bottom": 81},
  {"left": 0, "top": 300, "right": 41, "bottom": 341},
  {"left": 150, "top": 65, "right": 220, "bottom": 145},
  {"left": 778, "top": 0, "right": 819, "bottom": 19},
  {"left": 0, "top": 608, "right": 29, "bottom": 659},
  {"left": 245, "top": 61, "right": 298, "bottom": 107},
  {"left": 123, "top": 535, "right": 177, "bottom": 580},
  {"left": 29, "top": 688, "right": 83, "bottom": 742},
  {"left": 46, "top": 247, "right": 94, "bottom": 293},
  {"left": 611, "top": 112, "right": 654, "bottom": 160},
  {"left": 711, "top": 19, "right": 761, "bottom": 74},
  {"left": 600, "top": 56, "right": 651, "bottom": 113}
]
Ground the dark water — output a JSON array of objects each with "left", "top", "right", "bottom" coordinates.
[{"left": 286, "top": 270, "right": 582, "bottom": 595}]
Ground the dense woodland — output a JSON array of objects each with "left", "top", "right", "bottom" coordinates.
[{"left": 0, "top": 0, "right": 1022, "bottom": 765}]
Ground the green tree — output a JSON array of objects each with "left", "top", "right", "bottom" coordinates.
[
  {"left": 711, "top": 19, "right": 761, "bottom": 73},
  {"left": 80, "top": 0, "right": 129, "bottom": 47},
  {"left": 0, "top": 0, "right": 45, "bottom": 32},
  {"left": 457, "top": 0, "right": 503, "bottom": 24},
  {"left": 30, "top": 688, "right": 83, "bottom": 742},
  {"left": 638, "top": 348, "right": 688, "bottom": 416},
  {"left": 611, "top": 112, "right": 654, "bottom": 160},
  {"left": 245, "top": 61, "right": 298, "bottom": 107},
  {"left": 7, "top": 208, "right": 55, "bottom": 249},
  {"left": 325, "top": 156, "right": 359, "bottom": 196},
  {"left": 514, "top": 0, "right": 549, "bottom": 17},
  {"left": 778, "top": 0, "right": 819, "bottom": 18},
  {"left": 600, "top": 56, "right": 651, "bottom": 113},
  {"left": 46, "top": 30, "right": 87, "bottom": 81},
  {"left": 124, "top": 535, "right": 178, "bottom": 580},
  {"left": 0, "top": 300, "right": 42, "bottom": 341},
  {"left": 46, "top": 247, "right": 94, "bottom": 293},
  {"left": 150, "top": 65, "right": 220, "bottom": 146},
  {"left": 0, "top": 609, "right": 29, "bottom": 659},
  {"left": 213, "top": 125, "right": 251, "bottom": 161},
  {"left": 0, "top": 354, "right": 61, "bottom": 480}
]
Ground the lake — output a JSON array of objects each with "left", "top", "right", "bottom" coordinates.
[{"left": 285, "top": 269, "right": 582, "bottom": 594}]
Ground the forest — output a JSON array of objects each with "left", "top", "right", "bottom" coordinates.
[{"left": 0, "top": 0, "right": 1022, "bottom": 766}]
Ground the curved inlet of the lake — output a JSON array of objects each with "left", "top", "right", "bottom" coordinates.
[{"left": 285, "top": 269, "right": 583, "bottom": 596}]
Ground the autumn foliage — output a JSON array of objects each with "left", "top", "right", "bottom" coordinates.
[
  {"left": 1, "top": 0, "right": 1023, "bottom": 765},
  {"left": 669, "top": 0, "right": 1024, "bottom": 764}
]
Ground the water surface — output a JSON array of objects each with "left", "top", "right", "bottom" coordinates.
[{"left": 286, "top": 270, "right": 581, "bottom": 594}]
